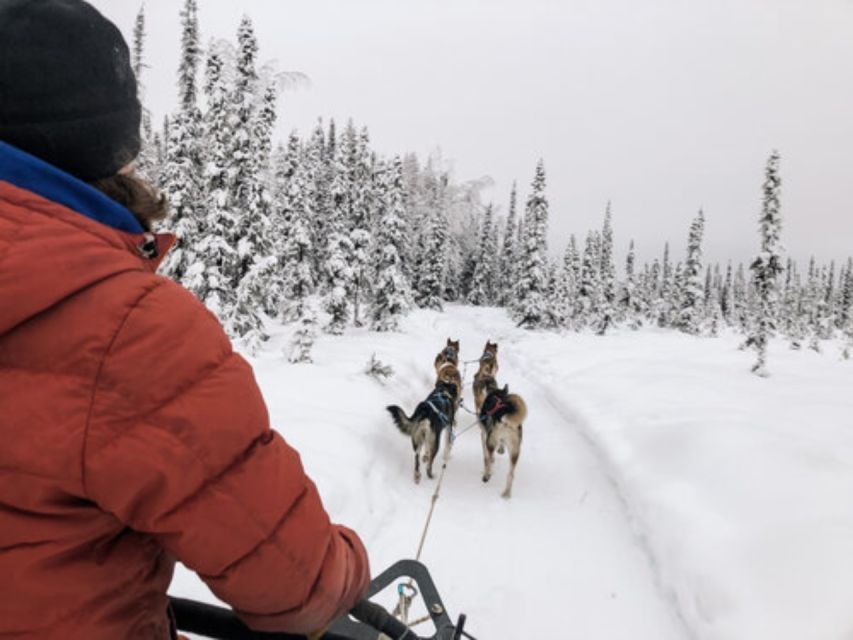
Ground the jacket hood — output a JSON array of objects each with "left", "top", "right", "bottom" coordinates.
[{"left": 0, "top": 141, "right": 174, "bottom": 335}]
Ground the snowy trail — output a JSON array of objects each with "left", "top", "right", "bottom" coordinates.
[{"left": 173, "top": 306, "right": 690, "bottom": 639}]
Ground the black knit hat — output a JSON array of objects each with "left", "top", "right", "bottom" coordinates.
[{"left": 0, "top": 0, "right": 141, "bottom": 181}]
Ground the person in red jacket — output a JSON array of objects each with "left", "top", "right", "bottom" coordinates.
[{"left": 0, "top": 1, "right": 370, "bottom": 638}]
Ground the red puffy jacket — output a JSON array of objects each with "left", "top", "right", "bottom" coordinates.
[{"left": 0, "top": 143, "right": 370, "bottom": 639}]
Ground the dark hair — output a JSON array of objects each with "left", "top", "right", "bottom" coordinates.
[{"left": 89, "top": 172, "right": 169, "bottom": 232}]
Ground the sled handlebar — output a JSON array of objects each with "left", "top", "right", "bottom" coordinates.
[
  {"left": 169, "top": 596, "right": 420, "bottom": 640},
  {"left": 171, "top": 559, "right": 466, "bottom": 640},
  {"left": 348, "top": 600, "right": 418, "bottom": 639}
]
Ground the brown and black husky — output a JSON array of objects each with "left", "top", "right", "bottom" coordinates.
[
  {"left": 387, "top": 380, "right": 460, "bottom": 484},
  {"left": 434, "top": 338, "right": 460, "bottom": 375},
  {"left": 434, "top": 338, "right": 462, "bottom": 413},
  {"left": 472, "top": 341, "right": 499, "bottom": 413},
  {"left": 479, "top": 384, "right": 527, "bottom": 498}
]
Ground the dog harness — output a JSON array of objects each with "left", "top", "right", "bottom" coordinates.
[
  {"left": 480, "top": 396, "right": 508, "bottom": 422},
  {"left": 425, "top": 390, "right": 453, "bottom": 426}
]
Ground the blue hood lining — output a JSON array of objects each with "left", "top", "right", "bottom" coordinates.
[{"left": 0, "top": 141, "right": 144, "bottom": 234}]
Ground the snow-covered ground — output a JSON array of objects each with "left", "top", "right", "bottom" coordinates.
[{"left": 171, "top": 306, "right": 853, "bottom": 640}]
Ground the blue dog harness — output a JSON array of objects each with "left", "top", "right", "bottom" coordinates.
[{"left": 425, "top": 389, "right": 453, "bottom": 427}]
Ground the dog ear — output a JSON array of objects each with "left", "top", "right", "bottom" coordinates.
[
  {"left": 446, "top": 337, "right": 452, "bottom": 346},
  {"left": 502, "top": 384, "right": 508, "bottom": 394}
]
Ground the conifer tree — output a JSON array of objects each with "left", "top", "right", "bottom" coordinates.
[
  {"left": 546, "top": 257, "right": 571, "bottom": 328},
  {"left": 841, "top": 258, "right": 853, "bottom": 359},
  {"left": 656, "top": 242, "right": 673, "bottom": 327},
  {"left": 414, "top": 205, "right": 448, "bottom": 311},
  {"left": 192, "top": 45, "right": 236, "bottom": 314},
  {"left": 498, "top": 183, "right": 519, "bottom": 306},
  {"left": 280, "top": 163, "right": 316, "bottom": 323},
  {"left": 288, "top": 300, "right": 318, "bottom": 364},
  {"left": 513, "top": 160, "right": 550, "bottom": 328},
  {"left": 468, "top": 205, "right": 497, "bottom": 305},
  {"left": 370, "top": 157, "right": 412, "bottom": 330},
  {"left": 131, "top": 5, "right": 158, "bottom": 183},
  {"left": 160, "top": 0, "right": 204, "bottom": 284},
  {"left": 577, "top": 231, "right": 603, "bottom": 329},
  {"left": 678, "top": 209, "right": 705, "bottom": 334},
  {"left": 748, "top": 150, "right": 784, "bottom": 376},
  {"left": 564, "top": 235, "right": 581, "bottom": 326},
  {"left": 620, "top": 240, "right": 642, "bottom": 328},
  {"left": 349, "top": 127, "right": 375, "bottom": 326},
  {"left": 598, "top": 201, "right": 616, "bottom": 332},
  {"left": 721, "top": 261, "right": 734, "bottom": 325}
]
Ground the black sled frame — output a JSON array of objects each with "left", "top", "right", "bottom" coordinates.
[{"left": 170, "top": 559, "right": 474, "bottom": 640}]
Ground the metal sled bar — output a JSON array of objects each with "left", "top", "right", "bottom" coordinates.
[
  {"left": 170, "top": 559, "right": 459, "bottom": 640},
  {"left": 326, "top": 559, "right": 455, "bottom": 639}
]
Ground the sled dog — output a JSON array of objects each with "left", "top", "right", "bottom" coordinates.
[
  {"left": 479, "top": 384, "right": 527, "bottom": 498},
  {"left": 434, "top": 338, "right": 460, "bottom": 375},
  {"left": 387, "top": 380, "right": 460, "bottom": 484},
  {"left": 472, "top": 341, "right": 499, "bottom": 413}
]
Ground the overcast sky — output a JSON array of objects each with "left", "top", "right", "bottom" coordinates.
[{"left": 91, "top": 0, "right": 853, "bottom": 267}]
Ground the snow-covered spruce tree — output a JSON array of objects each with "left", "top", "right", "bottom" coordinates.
[
  {"left": 598, "top": 201, "right": 616, "bottom": 333},
  {"left": 513, "top": 160, "right": 550, "bottom": 328},
  {"left": 414, "top": 203, "right": 448, "bottom": 311},
  {"left": 323, "top": 121, "right": 357, "bottom": 329},
  {"left": 222, "top": 17, "right": 278, "bottom": 348},
  {"left": 576, "top": 230, "right": 600, "bottom": 329},
  {"left": 304, "top": 121, "right": 332, "bottom": 274},
  {"left": 187, "top": 44, "right": 237, "bottom": 314},
  {"left": 498, "top": 182, "right": 519, "bottom": 306},
  {"left": 226, "top": 17, "right": 266, "bottom": 277},
  {"left": 349, "top": 127, "right": 376, "bottom": 327},
  {"left": 563, "top": 235, "right": 581, "bottom": 327},
  {"left": 370, "top": 156, "right": 412, "bottom": 331},
  {"left": 468, "top": 204, "right": 497, "bottom": 305},
  {"left": 721, "top": 261, "right": 734, "bottom": 326},
  {"left": 655, "top": 242, "right": 673, "bottom": 327},
  {"left": 748, "top": 150, "right": 784, "bottom": 376},
  {"left": 288, "top": 299, "right": 319, "bottom": 364},
  {"left": 246, "top": 80, "right": 283, "bottom": 317},
  {"left": 130, "top": 5, "right": 159, "bottom": 184},
  {"left": 814, "top": 264, "right": 835, "bottom": 341},
  {"left": 620, "top": 239, "right": 642, "bottom": 329},
  {"left": 677, "top": 209, "right": 705, "bottom": 335},
  {"left": 839, "top": 257, "right": 853, "bottom": 334},
  {"left": 780, "top": 259, "right": 805, "bottom": 349},
  {"left": 641, "top": 258, "right": 660, "bottom": 325},
  {"left": 732, "top": 263, "right": 749, "bottom": 332},
  {"left": 280, "top": 162, "right": 316, "bottom": 323},
  {"left": 841, "top": 258, "right": 853, "bottom": 359},
  {"left": 160, "top": 0, "right": 204, "bottom": 284},
  {"left": 323, "top": 231, "right": 355, "bottom": 334},
  {"left": 545, "top": 253, "right": 573, "bottom": 329}
]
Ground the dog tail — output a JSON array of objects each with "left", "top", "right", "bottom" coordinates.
[{"left": 387, "top": 405, "right": 416, "bottom": 436}]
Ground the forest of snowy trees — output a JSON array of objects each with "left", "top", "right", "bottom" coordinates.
[{"left": 137, "top": 1, "right": 853, "bottom": 370}]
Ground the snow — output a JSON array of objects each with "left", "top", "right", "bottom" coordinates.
[{"left": 170, "top": 305, "right": 853, "bottom": 639}]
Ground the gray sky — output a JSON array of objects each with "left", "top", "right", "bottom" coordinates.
[{"left": 92, "top": 0, "right": 853, "bottom": 268}]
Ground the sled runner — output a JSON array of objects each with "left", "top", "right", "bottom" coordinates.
[{"left": 170, "top": 559, "right": 474, "bottom": 640}]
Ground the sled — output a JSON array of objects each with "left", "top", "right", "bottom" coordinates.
[{"left": 170, "top": 559, "right": 474, "bottom": 640}]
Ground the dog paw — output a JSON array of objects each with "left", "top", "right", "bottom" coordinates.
[
  {"left": 497, "top": 445, "right": 505, "bottom": 454},
  {"left": 501, "top": 489, "right": 512, "bottom": 499},
  {"left": 482, "top": 474, "right": 490, "bottom": 483},
  {"left": 414, "top": 473, "right": 421, "bottom": 484}
]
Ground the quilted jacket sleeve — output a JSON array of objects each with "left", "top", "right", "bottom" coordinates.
[{"left": 82, "top": 278, "right": 370, "bottom": 634}]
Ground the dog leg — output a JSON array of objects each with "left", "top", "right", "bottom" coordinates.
[
  {"left": 481, "top": 428, "right": 495, "bottom": 483},
  {"left": 427, "top": 429, "right": 441, "bottom": 479},
  {"left": 413, "top": 447, "right": 421, "bottom": 484},
  {"left": 502, "top": 437, "right": 521, "bottom": 499}
]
